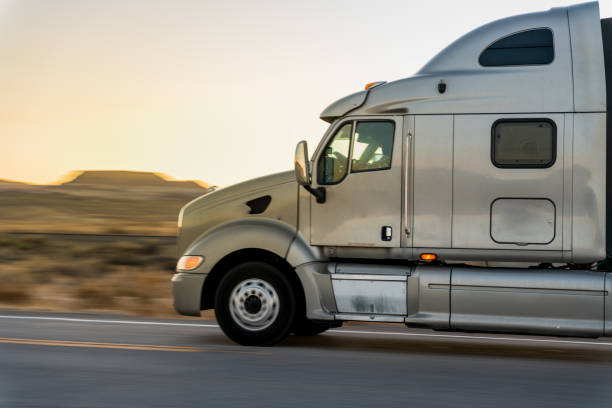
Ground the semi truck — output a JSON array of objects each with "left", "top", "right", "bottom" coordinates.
[{"left": 172, "top": 1, "right": 612, "bottom": 346}]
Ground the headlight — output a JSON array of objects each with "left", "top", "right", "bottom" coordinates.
[{"left": 176, "top": 255, "right": 204, "bottom": 272}]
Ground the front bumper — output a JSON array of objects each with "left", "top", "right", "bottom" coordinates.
[{"left": 171, "top": 273, "right": 207, "bottom": 316}]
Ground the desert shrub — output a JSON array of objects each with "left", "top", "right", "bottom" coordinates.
[
  {"left": 46, "top": 264, "right": 88, "bottom": 277},
  {"left": 49, "top": 261, "right": 109, "bottom": 278},
  {"left": 77, "top": 242, "right": 143, "bottom": 265},
  {"left": 74, "top": 282, "right": 117, "bottom": 308},
  {"left": 28, "top": 258, "right": 112, "bottom": 285},
  {"left": 0, "top": 235, "right": 48, "bottom": 252},
  {"left": 106, "top": 255, "right": 147, "bottom": 266},
  {"left": 0, "top": 234, "right": 12, "bottom": 247},
  {"left": 0, "top": 247, "right": 26, "bottom": 262},
  {"left": 152, "top": 255, "right": 177, "bottom": 272},
  {"left": 77, "top": 241, "right": 137, "bottom": 256},
  {"left": 14, "top": 236, "right": 48, "bottom": 251},
  {"left": 0, "top": 284, "right": 31, "bottom": 304},
  {"left": 72, "top": 270, "right": 167, "bottom": 310},
  {"left": 138, "top": 243, "right": 161, "bottom": 256},
  {"left": 104, "top": 227, "right": 127, "bottom": 235},
  {"left": 76, "top": 241, "right": 168, "bottom": 267},
  {"left": 113, "top": 279, "right": 151, "bottom": 300}
]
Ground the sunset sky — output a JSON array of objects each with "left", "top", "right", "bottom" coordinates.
[{"left": 1, "top": 0, "right": 610, "bottom": 186}]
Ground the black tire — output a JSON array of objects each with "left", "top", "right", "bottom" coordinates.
[
  {"left": 214, "top": 261, "right": 296, "bottom": 346},
  {"left": 292, "top": 316, "right": 333, "bottom": 336},
  {"left": 292, "top": 317, "right": 343, "bottom": 336}
]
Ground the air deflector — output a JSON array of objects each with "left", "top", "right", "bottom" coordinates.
[{"left": 246, "top": 195, "right": 272, "bottom": 214}]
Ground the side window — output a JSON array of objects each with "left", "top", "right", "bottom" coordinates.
[
  {"left": 491, "top": 119, "right": 556, "bottom": 168},
  {"left": 479, "top": 28, "right": 554, "bottom": 67},
  {"left": 317, "top": 122, "right": 352, "bottom": 184},
  {"left": 351, "top": 121, "right": 394, "bottom": 173}
]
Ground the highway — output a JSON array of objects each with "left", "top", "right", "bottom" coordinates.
[{"left": 1, "top": 310, "right": 611, "bottom": 408}]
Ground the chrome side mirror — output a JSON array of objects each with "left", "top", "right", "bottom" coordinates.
[
  {"left": 294, "top": 140, "right": 326, "bottom": 203},
  {"left": 294, "top": 140, "right": 310, "bottom": 186}
]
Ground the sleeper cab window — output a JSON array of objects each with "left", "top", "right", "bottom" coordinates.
[
  {"left": 318, "top": 122, "right": 352, "bottom": 185},
  {"left": 491, "top": 119, "right": 556, "bottom": 168},
  {"left": 351, "top": 121, "right": 394, "bottom": 173},
  {"left": 479, "top": 28, "right": 554, "bottom": 67}
]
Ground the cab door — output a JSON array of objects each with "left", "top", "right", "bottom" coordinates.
[{"left": 310, "top": 116, "right": 403, "bottom": 247}]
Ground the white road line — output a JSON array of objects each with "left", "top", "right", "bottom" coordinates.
[
  {"left": 0, "top": 315, "right": 611, "bottom": 347},
  {"left": 329, "top": 329, "right": 612, "bottom": 347},
  {"left": 0, "top": 315, "right": 219, "bottom": 328}
]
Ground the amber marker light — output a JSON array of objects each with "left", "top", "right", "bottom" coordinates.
[
  {"left": 177, "top": 255, "right": 204, "bottom": 271},
  {"left": 420, "top": 253, "right": 437, "bottom": 261},
  {"left": 364, "top": 81, "right": 387, "bottom": 90}
]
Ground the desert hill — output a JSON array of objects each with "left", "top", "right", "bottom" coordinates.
[
  {"left": 62, "top": 170, "right": 209, "bottom": 190},
  {"left": 0, "top": 178, "right": 36, "bottom": 190},
  {"left": 0, "top": 170, "right": 213, "bottom": 235}
]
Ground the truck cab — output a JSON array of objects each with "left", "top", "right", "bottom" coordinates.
[{"left": 172, "top": 1, "right": 612, "bottom": 346}]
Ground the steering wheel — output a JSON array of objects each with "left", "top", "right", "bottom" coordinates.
[
  {"left": 331, "top": 151, "right": 347, "bottom": 162},
  {"left": 328, "top": 151, "right": 347, "bottom": 180}
]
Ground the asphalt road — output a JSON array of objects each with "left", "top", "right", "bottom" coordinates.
[{"left": 1, "top": 310, "right": 611, "bottom": 408}]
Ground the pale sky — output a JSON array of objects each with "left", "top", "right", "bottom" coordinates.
[{"left": 1, "top": 0, "right": 610, "bottom": 186}]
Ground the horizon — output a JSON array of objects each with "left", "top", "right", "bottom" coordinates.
[
  {"left": 1, "top": 0, "right": 610, "bottom": 187},
  {"left": 1, "top": 169, "right": 211, "bottom": 187}
]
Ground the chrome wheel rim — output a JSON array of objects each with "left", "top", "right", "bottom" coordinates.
[{"left": 229, "top": 278, "right": 279, "bottom": 331}]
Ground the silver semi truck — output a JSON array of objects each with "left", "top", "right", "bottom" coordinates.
[{"left": 172, "top": 1, "right": 612, "bottom": 346}]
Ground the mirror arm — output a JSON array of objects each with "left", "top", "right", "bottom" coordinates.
[{"left": 303, "top": 185, "right": 326, "bottom": 204}]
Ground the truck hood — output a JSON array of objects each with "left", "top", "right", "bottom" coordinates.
[
  {"left": 181, "top": 170, "right": 295, "bottom": 217},
  {"left": 177, "top": 170, "right": 299, "bottom": 256}
]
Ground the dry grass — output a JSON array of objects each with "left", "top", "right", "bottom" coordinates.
[
  {"left": 0, "top": 176, "right": 211, "bottom": 318},
  {"left": 0, "top": 284, "right": 31, "bottom": 304},
  {"left": 0, "top": 234, "right": 192, "bottom": 318},
  {"left": 0, "top": 183, "right": 205, "bottom": 236}
]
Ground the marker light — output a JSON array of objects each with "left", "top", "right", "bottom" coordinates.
[
  {"left": 364, "top": 81, "right": 386, "bottom": 90},
  {"left": 177, "top": 255, "right": 204, "bottom": 271},
  {"left": 420, "top": 253, "right": 437, "bottom": 261}
]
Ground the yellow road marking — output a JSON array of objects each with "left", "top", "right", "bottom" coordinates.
[
  {"left": 0, "top": 338, "right": 201, "bottom": 352},
  {"left": 0, "top": 338, "right": 267, "bottom": 354}
]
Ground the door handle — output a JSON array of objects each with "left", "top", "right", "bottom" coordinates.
[{"left": 381, "top": 226, "right": 392, "bottom": 241}]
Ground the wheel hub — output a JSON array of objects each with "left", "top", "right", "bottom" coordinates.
[
  {"left": 244, "top": 295, "right": 262, "bottom": 314},
  {"left": 229, "top": 278, "right": 279, "bottom": 332}
]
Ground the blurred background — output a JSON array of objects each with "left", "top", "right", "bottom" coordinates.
[{"left": 1, "top": 0, "right": 610, "bottom": 317}]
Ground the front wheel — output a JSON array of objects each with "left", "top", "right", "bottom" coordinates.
[
  {"left": 214, "top": 261, "right": 296, "bottom": 346},
  {"left": 292, "top": 316, "right": 339, "bottom": 336}
]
